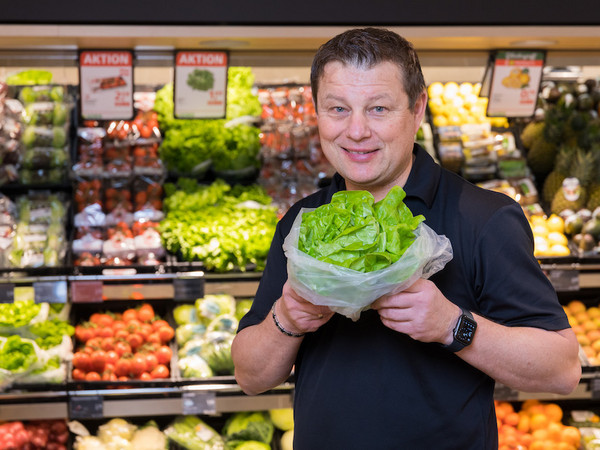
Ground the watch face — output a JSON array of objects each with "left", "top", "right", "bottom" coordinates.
[{"left": 455, "top": 315, "right": 477, "bottom": 345}]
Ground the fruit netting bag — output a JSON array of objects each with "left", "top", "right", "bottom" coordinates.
[{"left": 283, "top": 207, "right": 453, "bottom": 321}]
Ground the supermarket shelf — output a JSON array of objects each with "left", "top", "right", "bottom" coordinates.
[{"left": 0, "top": 383, "right": 293, "bottom": 421}]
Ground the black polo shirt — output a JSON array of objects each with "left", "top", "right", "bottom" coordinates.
[{"left": 239, "top": 144, "right": 569, "bottom": 449}]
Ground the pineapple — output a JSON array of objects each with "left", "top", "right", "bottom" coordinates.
[
  {"left": 542, "top": 146, "right": 576, "bottom": 204},
  {"left": 550, "top": 149, "right": 596, "bottom": 215},
  {"left": 526, "top": 133, "right": 558, "bottom": 180},
  {"left": 585, "top": 146, "right": 600, "bottom": 210}
]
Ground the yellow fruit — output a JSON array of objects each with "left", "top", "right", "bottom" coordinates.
[
  {"left": 427, "top": 82, "right": 444, "bottom": 98},
  {"left": 546, "top": 214, "right": 565, "bottom": 233},
  {"left": 432, "top": 115, "right": 449, "bottom": 127},
  {"left": 428, "top": 98, "right": 444, "bottom": 114},
  {"left": 547, "top": 231, "right": 568, "bottom": 247},
  {"left": 548, "top": 244, "right": 570, "bottom": 257},
  {"left": 459, "top": 82, "right": 474, "bottom": 97},
  {"left": 532, "top": 224, "right": 549, "bottom": 237},
  {"left": 588, "top": 306, "right": 600, "bottom": 318}
]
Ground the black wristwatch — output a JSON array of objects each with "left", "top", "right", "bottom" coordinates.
[{"left": 442, "top": 308, "right": 477, "bottom": 352}]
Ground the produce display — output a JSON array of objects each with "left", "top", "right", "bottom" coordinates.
[
  {"left": 71, "top": 303, "right": 174, "bottom": 381},
  {"left": 4, "top": 192, "right": 68, "bottom": 268},
  {"left": 565, "top": 299, "right": 600, "bottom": 366},
  {"left": 0, "top": 300, "right": 73, "bottom": 389},
  {"left": 71, "top": 418, "right": 168, "bottom": 450},
  {"left": 0, "top": 81, "right": 23, "bottom": 185},
  {"left": 174, "top": 294, "right": 250, "bottom": 378},
  {"left": 159, "top": 178, "right": 277, "bottom": 272},
  {"left": 0, "top": 419, "right": 69, "bottom": 450},
  {"left": 495, "top": 399, "right": 581, "bottom": 450},
  {"left": 528, "top": 214, "right": 571, "bottom": 258},
  {"left": 257, "top": 84, "right": 332, "bottom": 217},
  {"left": 155, "top": 67, "right": 262, "bottom": 177},
  {"left": 70, "top": 408, "right": 293, "bottom": 450}
]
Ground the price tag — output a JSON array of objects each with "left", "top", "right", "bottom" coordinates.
[
  {"left": 33, "top": 280, "right": 68, "bottom": 303},
  {"left": 0, "top": 284, "right": 14, "bottom": 303},
  {"left": 174, "top": 50, "right": 228, "bottom": 119},
  {"left": 70, "top": 395, "right": 104, "bottom": 419},
  {"left": 71, "top": 280, "right": 104, "bottom": 303},
  {"left": 486, "top": 50, "right": 546, "bottom": 118},
  {"left": 182, "top": 391, "right": 216, "bottom": 415},
  {"left": 174, "top": 278, "right": 205, "bottom": 302},
  {"left": 546, "top": 269, "right": 579, "bottom": 292},
  {"left": 79, "top": 50, "right": 134, "bottom": 120}
]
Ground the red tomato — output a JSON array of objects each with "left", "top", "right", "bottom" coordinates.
[
  {"left": 86, "top": 337, "right": 103, "bottom": 350},
  {"left": 102, "top": 370, "right": 117, "bottom": 381},
  {"left": 105, "top": 350, "right": 119, "bottom": 365},
  {"left": 139, "top": 372, "right": 153, "bottom": 381},
  {"left": 126, "top": 319, "right": 142, "bottom": 333},
  {"left": 152, "top": 319, "right": 169, "bottom": 331},
  {"left": 138, "top": 304, "right": 155, "bottom": 322},
  {"left": 115, "top": 358, "right": 132, "bottom": 377},
  {"left": 85, "top": 371, "right": 101, "bottom": 381},
  {"left": 150, "top": 364, "right": 170, "bottom": 379},
  {"left": 126, "top": 333, "right": 144, "bottom": 350},
  {"left": 155, "top": 345, "right": 173, "bottom": 365},
  {"left": 90, "top": 313, "right": 114, "bottom": 328},
  {"left": 144, "top": 353, "right": 158, "bottom": 372},
  {"left": 130, "top": 354, "right": 147, "bottom": 376},
  {"left": 114, "top": 341, "right": 132, "bottom": 357},
  {"left": 138, "top": 323, "right": 153, "bottom": 340},
  {"left": 101, "top": 337, "right": 115, "bottom": 351},
  {"left": 90, "top": 350, "right": 106, "bottom": 373},
  {"left": 74, "top": 325, "right": 94, "bottom": 343},
  {"left": 147, "top": 332, "right": 162, "bottom": 345},
  {"left": 72, "top": 368, "right": 86, "bottom": 380},
  {"left": 115, "top": 329, "right": 130, "bottom": 340},
  {"left": 96, "top": 327, "right": 114, "bottom": 338},
  {"left": 112, "top": 320, "right": 127, "bottom": 332},
  {"left": 72, "top": 351, "right": 92, "bottom": 371},
  {"left": 122, "top": 308, "right": 139, "bottom": 322},
  {"left": 157, "top": 325, "right": 175, "bottom": 343}
]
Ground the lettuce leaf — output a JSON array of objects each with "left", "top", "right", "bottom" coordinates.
[{"left": 298, "top": 186, "right": 424, "bottom": 272}]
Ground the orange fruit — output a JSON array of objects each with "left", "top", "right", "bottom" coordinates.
[
  {"left": 544, "top": 403, "right": 563, "bottom": 423},
  {"left": 518, "top": 432, "right": 533, "bottom": 447},
  {"left": 504, "top": 412, "right": 520, "bottom": 427},
  {"left": 529, "top": 441, "right": 546, "bottom": 450},
  {"left": 517, "top": 414, "right": 530, "bottom": 433},
  {"left": 557, "top": 443, "right": 576, "bottom": 450},
  {"left": 546, "top": 422, "right": 563, "bottom": 441},
  {"left": 560, "top": 426, "right": 581, "bottom": 447},
  {"left": 530, "top": 413, "right": 550, "bottom": 431},
  {"left": 531, "top": 428, "right": 549, "bottom": 441},
  {"left": 568, "top": 300, "right": 587, "bottom": 315}
]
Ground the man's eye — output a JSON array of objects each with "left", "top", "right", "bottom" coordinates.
[
  {"left": 333, "top": 106, "right": 345, "bottom": 113},
  {"left": 372, "top": 106, "right": 386, "bottom": 113}
]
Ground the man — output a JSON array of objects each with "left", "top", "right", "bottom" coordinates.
[{"left": 232, "top": 28, "right": 580, "bottom": 449}]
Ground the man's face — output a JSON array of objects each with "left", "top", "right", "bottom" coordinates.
[{"left": 316, "top": 61, "right": 426, "bottom": 201}]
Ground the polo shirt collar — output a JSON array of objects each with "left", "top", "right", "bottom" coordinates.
[
  {"left": 328, "top": 143, "right": 440, "bottom": 208},
  {"left": 404, "top": 144, "right": 440, "bottom": 209}
]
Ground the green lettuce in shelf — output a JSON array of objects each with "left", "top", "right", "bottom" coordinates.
[{"left": 299, "top": 186, "right": 425, "bottom": 272}]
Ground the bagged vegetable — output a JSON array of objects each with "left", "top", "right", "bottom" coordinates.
[{"left": 283, "top": 187, "right": 453, "bottom": 321}]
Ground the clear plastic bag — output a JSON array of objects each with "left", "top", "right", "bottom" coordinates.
[{"left": 283, "top": 207, "right": 454, "bottom": 321}]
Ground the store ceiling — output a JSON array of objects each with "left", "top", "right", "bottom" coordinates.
[{"left": 1, "top": 25, "right": 600, "bottom": 67}]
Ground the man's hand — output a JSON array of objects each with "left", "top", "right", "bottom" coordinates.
[
  {"left": 371, "top": 278, "right": 460, "bottom": 345},
  {"left": 276, "top": 282, "right": 334, "bottom": 335}
]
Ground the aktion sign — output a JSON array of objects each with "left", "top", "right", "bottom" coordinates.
[
  {"left": 174, "top": 50, "right": 228, "bottom": 119},
  {"left": 79, "top": 50, "right": 134, "bottom": 120}
]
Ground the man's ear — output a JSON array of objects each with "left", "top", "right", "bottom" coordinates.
[{"left": 413, "top": 91, "right": 428, "bottom": 135}]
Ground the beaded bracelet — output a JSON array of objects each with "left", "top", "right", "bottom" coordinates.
[{"left": 271, "top": 302, "right": 305, "bottom": 338}]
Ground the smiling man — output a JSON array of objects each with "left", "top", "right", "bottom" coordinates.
[{"left": 232, "top": 28, "right": 580, "bottom": 449}]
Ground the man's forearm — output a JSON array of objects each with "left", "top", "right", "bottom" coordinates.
[
  {"left": 232, "top": 313, "right": 303, "bottom": 395},
  {"left": 459, "top": 314, "right": 581, "bottom": 395}
]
